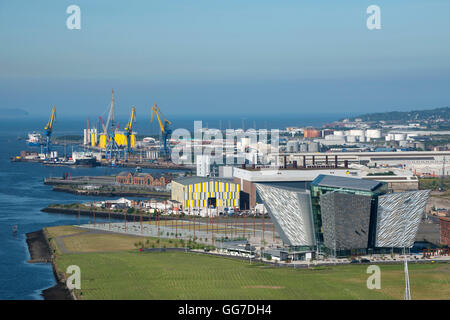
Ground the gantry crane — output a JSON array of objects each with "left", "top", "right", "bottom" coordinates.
[
  {"left": 104, "top": 89, "right": 120, "bottom": 160},
  {"left": 124, "top": 106, "right": 136, "bottom": 160},
  {"left": 44, "top": 106, "right": 56, "bottom": 156},
  {"left": 150, "top": 102, "right": 172, "bottom": 160}
]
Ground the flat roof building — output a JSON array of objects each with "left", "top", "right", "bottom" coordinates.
[{"left": 171, "top": 176, "right": 240, "bottom": 209}]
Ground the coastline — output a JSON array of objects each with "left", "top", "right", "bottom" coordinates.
[
  {"left": 51, "top": 185, "right": 170, "bottom": 198},
  {"left": 25, "top": 229, "right": 73, "bottom": 300},
  {"left": 42, "top": 206, "right": 168, "bottom": 222}
]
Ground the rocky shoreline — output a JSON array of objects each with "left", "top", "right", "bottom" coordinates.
[{"left": 25, "top": 230, "right": 73, "bottom": 300}]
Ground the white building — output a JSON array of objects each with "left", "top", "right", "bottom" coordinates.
[{"left": 196, "top": 154, "right": 211, "bottom": 177}]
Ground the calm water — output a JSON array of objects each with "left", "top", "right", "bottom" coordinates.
[
  {"left": 0, "top": 114, "right": 345, "bottom": 300},
  {"left": 0, "top": 134, "right": 181, "bottom": 299}
]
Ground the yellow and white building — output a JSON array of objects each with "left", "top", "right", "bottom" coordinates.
[{"left": 171, "top": 177, "right": 240, "bottom": 209}]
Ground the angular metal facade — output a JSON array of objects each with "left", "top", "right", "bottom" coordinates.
[
  {"left": 255, "top": 184, "right": 316, "bottom": 246},
  {"left": 320, "top": 192, "right": 373, "bottom": 251},
  {"left": 375, "top": 190, "right": 431, "bottom": 248}
]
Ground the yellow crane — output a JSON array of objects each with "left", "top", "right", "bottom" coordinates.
[
  {"left": 150, "top": 102, "right": 172, "bottom": 159},
  {"left": 125, "top": 106, "right": 136, "bottom": 132},
  {"left": 124, "top": 106, "right": 136, "bottom": 160},
  {"left": 44, "top": 106, "right": 56, "bottom": 155}
]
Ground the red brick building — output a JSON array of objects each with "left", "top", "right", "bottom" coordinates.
[
  {"left": 115, "top": 171, "right": 170, "bottom": 187},
  {"left": 304, "top": 128, "right": 321, "bottom": 138},
  {"left": 440, "top": 217, "right": 450, "bottom": 246}
]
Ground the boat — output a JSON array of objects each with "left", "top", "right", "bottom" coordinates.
[
  {"left": 71, "top": 151, "right": 99, "bottom": 167},
  {"left": 26, "top": 132, "right": 42, "bottom": 146}
]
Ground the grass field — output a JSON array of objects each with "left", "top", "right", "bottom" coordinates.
[
  {"left": 61, "top": 233, "right": 187, "bottom": 253},
  {"left": 46, "top": 225, "right": 87, "bottom": 238},
  {"left": 55, "top": 251, "right": 450, "bottom": 300},
  {"left": 48, "top": 226, "right": 450, "bottom": 300}
]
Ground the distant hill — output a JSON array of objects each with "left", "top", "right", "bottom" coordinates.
[
  {"left": 346, "top": 107, "right": 450, "bottom": 122},
  {"left": 0, "top": 108, "right": 29, "bottom": 118}
]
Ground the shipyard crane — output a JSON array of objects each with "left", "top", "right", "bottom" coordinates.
[
  {"left": 124, "top": 106, "right": 136, "bottom": 160},
  {"left": 150, "top": 102, "right": 172, "bottom": 160},
  {"left": 44, "top": 106, "right": 56, "bottom": 156},
  {"left": 104, "top": 89, "right": 120, "bottom": 160}
]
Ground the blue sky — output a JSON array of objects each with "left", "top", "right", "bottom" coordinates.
[{"left": 0, "top": 0, "right": 449, "bottom": 117}]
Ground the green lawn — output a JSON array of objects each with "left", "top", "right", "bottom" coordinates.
[{"left": 55, "top": 251, "right": 450, "bottom": 300}]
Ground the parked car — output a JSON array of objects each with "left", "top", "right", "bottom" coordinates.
[
  {"left": 350, "top": 260, "right": 360, "bottom": 264},
  {"left": 360, "top": 258, "right": 371, "bottom": 263}
]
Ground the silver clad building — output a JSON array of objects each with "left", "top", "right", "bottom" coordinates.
[
  {"left": 255, "top": 184, "right": 316, "bottom": 247},
  {"left": 375, "top": 190, "right": 431, "bottom": 248},
  {"left": 320, "top": 192, "right": 373, "bottom": 251}
]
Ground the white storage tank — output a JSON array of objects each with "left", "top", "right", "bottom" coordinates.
[
  {"left": 366, "top": 129, "right": 381, "bottom": 139},
  {"left": 350, "top": 129, "right": 365, "bottom": 138}
]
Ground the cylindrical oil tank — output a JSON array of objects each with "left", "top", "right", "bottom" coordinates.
[
  {"left": 366, "top": 129, "right": 381, "bottom": 139},
  {"left": 350, "top": 129, "right": 364, "bottom": 138}
]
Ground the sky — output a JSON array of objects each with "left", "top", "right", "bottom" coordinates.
[{"left": 0, "top": 0, "right": 449, "bottom": 118}]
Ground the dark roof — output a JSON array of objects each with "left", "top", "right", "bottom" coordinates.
[
  {"left": 173, "top": 176, "right": 233, "bottom": 186},
  {"left": 311, "top": 174, "right": 383, "bottom": 192}
]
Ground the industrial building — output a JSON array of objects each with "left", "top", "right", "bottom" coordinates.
[
  {"left": 171, "top": 177, "right": 240, "bottom": 209},
  {"left": 254, "top": 174, "right": 431, "bottom": 257},
  {"left": 233, "top": 163, "right": 361, "bottom": 209},
  {"left": 276, "top": 151, "right": 450, "bottom": 177},
  {"left": 115, "top": 171, "right": 171, "bottom": 187}
]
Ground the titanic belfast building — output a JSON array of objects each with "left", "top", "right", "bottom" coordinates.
[{"left": 255, "top": 174, "right": 430, "bottom": 257}]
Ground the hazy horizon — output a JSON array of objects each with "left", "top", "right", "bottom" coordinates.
[{"left": 1, "top": 1, "right": 449, "bottom": 116}]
